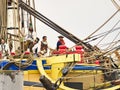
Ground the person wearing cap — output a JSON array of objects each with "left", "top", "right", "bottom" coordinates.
[{"left": 56, "top": 36, "right": 65, "bottom": 50}]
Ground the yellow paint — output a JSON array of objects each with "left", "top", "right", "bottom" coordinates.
[
  {"left": 36, "top": 58, "right": 75, "bottom": 90},
  {"left": 23, "top": 54, "right": 113, "bottom": 90},
  {"left": 36, "top": 53, "right": 81, "bottom": 90},
  {"left": 51, "top": 63, "right": 64, "bottom": 80},
  {"left": 24, "top": 86, "right": 45, "bottom": 90},
  {"left": 102, "top": 85, "right": 120, "bottom": 90},
  {"left": 70, "top": 70, "right": 102, "bottom": 73},
  {"left": 45, "top": 54, "right": 81, "bottom": 65}
]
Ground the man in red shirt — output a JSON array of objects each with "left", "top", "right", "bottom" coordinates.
[{"left": 56, "top": 36, "right": 65, "bottom": 50}]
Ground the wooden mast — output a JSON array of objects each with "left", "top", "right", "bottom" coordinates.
[{"left": 0, "top": 0, "right": 7, "bottom": 42}]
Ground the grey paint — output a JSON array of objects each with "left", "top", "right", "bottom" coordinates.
[{"left": 0, "top": 71, "right": 23, "bottom": 90}]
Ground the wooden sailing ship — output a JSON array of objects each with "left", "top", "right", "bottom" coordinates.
[{"left": 0, "top": 0, "right": 120, "bottom": 90}]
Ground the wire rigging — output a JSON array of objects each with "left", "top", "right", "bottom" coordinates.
[
  {"left": 84, "top": 10, "right": 119, "bottom": 41},
  {"left": 84, "top": 26, "right": 120, "bottom": 43},
  {"left": 105, "top": 31, "right": 120, "bottom": 51},
  {"left": 96, "top": 19, "right": 120, "bottom": 46}
]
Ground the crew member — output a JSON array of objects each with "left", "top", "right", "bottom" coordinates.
[
  {"left": 24, "top": 30, "right": 36, "bottom": 52},
  {"left": 0, "top": 39, "right": 10, "bottom": 59},
  {"left": 39, "top": 36, "right": 52, "bottom": 56},
  {"left": 56, "top": 36, "right": 65, "bottom": 50},
  {"left": 32, "top": 37, "right": 40, "bottom": 56}
]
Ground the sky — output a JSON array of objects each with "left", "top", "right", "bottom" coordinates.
[{"left": 34, "top": 0, "right": 120, "bottom": 49}]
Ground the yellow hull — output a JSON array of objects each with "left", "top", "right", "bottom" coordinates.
[
  {"left": 23, "top": 70, "right": 104, "bottom": 90},
  {"left": 7, "top": 54, "right": 119, "bottom": 90},
  {"left": 23, "top": 69, "right": 120, "bottom": 90},
  {"left": 24, "top": 70, "right": 44, "bottom": 90},
  {"left": 24, "top": 86, "right": 45, "bottom": 90}
]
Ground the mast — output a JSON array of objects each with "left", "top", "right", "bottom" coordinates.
[
  {"left": 0, "top": 0, "right": 7, "bottom": 41},
  {"left": 6, "top": 0, "right": 36, "bottom": 52},
  {"left": 7, "top": 0, "right": 20, "bottom": 51}
]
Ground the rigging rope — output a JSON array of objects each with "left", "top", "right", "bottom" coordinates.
[
  {"left": 18, "top": 0, "right": 94, "bottom": 51},
  {"left": 83, "top": 10, "right": 119, "bottom": 41},
  {"left": 98, "top": 40, "right": 120, "bottom": 47},
  {"left": 112, "top": 0, "right": 120, "bottom": 10},
  {"left": 96, "top": 19, "right": 120, "bottom": 46},
  {"left": 102, "top": 45, "right": 120, "bottom": 56},
  {"left": 105, "top": 31, "right": 120, "bottom": 51},
  {"left": 84, "top": 27, "right": 120, "bottom": 43},
  {"left": 32, "top": 0, "right": 36, "bottom": 32}
]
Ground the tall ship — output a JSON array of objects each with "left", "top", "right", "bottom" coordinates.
[{"left": 0, "top": 0, "right": 120, "bottom": 90}]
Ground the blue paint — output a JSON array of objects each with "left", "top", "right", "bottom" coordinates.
[{"left": 0, "top": 60, "right": 101, "bottom": 70}]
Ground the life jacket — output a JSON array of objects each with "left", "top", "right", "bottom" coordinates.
[{"left": 40, "top": 41, "right": 48, "bottom": 53}]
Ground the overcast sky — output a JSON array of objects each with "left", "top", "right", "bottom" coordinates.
[{"left": 34, "top": 0, "right": 120, "bottom": 49}]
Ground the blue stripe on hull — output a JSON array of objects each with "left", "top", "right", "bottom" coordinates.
[{"left": 0, "top": 60, "right": 100, "bottom": 70}]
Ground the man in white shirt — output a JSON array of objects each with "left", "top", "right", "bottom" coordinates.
[
  {"left": 32, "top": 37, "right": 40, "bottom": 57},
  {"left": 38, "top": 36, "right": 53, "bottom": 57},
  {"left": 0, "top": 39, "right": 10, "bottom": 59}
]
